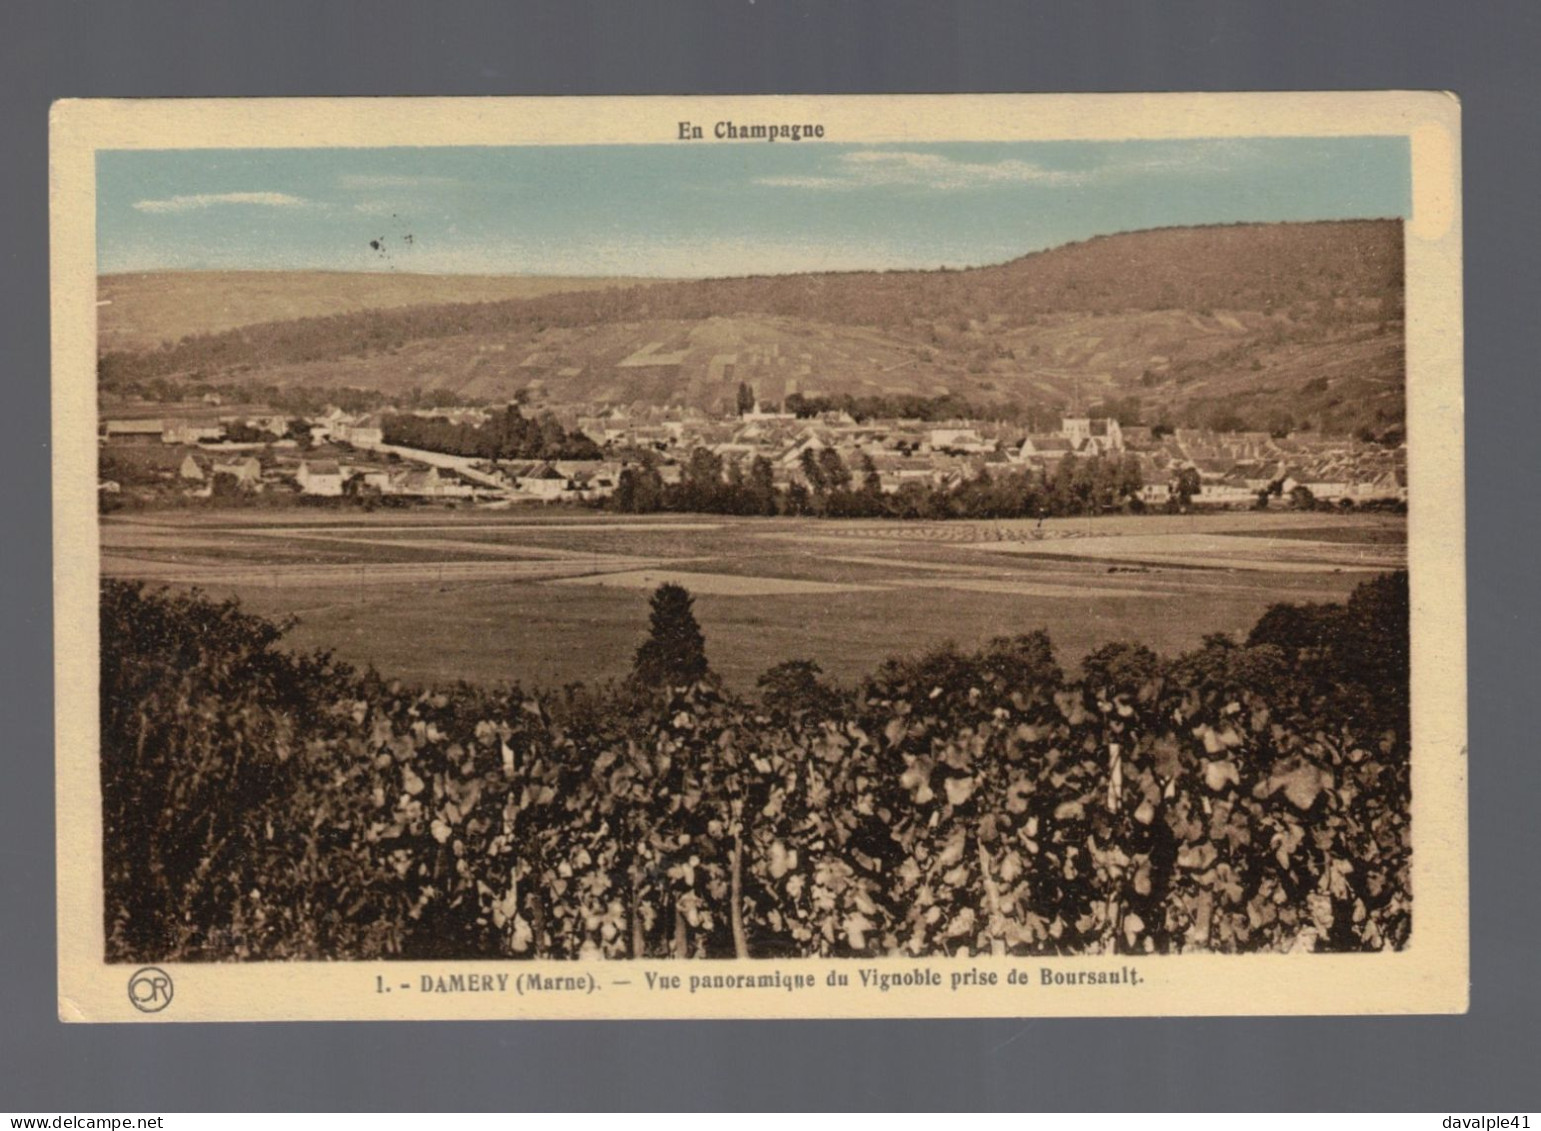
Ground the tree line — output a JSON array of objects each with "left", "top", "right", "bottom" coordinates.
[
  {"left": 781, "top": 391, "right": 1038, "bottom": 425},
  {"left": 380, "top": 405, "right": 601, "bottom": 461},
  {"left": 613, "top": 446, "right": 1149, "bottom": 519}
]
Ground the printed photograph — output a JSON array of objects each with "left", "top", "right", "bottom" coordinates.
[{"left": 93, "top": 132, "right": 1414, "bottom": 966}]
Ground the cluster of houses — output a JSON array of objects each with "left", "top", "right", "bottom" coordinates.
[
  {"left": 1099, "top": 427, "right": 1405, "bottom": 505},
  {"left": 99, "top": 406, "right": 616, "bottom": 503},
  {"left": 459, "top": 460, "right": 620, "bottom": 501},
  {"left": 102, "top": 413, "right": 288, "bottom": 446},
  {"left": 101, "top": 399, "right": 1407, "bottom": 508},
  {"left": 162, "top": 451, "right": 483, "bottom": 500},
  {"left": 567, "top": 402, "right": 1407, "bottom": 505},
  {"left": 101, "top": 407, "right": 386, "bottom": 449}
]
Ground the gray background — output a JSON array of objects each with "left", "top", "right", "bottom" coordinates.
[{"left": 2, "top": 0, "right": 1535, "bottom": 1111}]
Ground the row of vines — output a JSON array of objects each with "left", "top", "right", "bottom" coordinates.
[{"left": 101, "top": 573, "right": 1410, "bottom": 963}]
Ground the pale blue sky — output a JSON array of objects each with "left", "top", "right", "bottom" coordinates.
[{"left": 98, "top": 138, "right": 1410, "bottom": 278}]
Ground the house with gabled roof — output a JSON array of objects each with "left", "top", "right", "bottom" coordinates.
[
  {"left": 333, "top": 413, "right": 384, "bottom": 446},
  {"left": 162, "top": 416, "right": 225, "bottom": 445},
  {"left": 926, "top": 426, "right": 990, "bottom": 452},
  {"left": 1017, "top": 435, "right": 1076, "bottom": 469},
  {"left": 211, "top": 456, "right": 263, "bottom": 492},
  {"left": 103, "top": 418, "right": 164, "bottom": 444},
  {"left": 969, "top": 449, "right": 1013, "bottom": 471},
  {"left": 517, "top": 463, "right": 571, "bottom": 501},
  {"left": 1062, "top": 416, "right": 1124, "bottom": 454},
  {"left": 389, "top": 466, "right": 445, "bottom": 497},
  {"left": 778, "top": 432, "right": 829, "bottom": 469},
  {"left": 296, "top": 459, "right": 345, "bottom": 496}
]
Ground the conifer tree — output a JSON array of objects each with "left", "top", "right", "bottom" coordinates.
[{"left": 632, "top": 583, "right": 709, "bottom": 687}]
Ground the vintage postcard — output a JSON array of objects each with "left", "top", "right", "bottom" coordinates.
[{"left": 51, "top": 93, "right": 1466, "bottom": 1021}]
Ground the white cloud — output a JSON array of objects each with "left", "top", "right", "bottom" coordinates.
[
  {"left": 755, "top": 141, "right": 1275, "bottom": 192},
  {"left": 131, "top": 191, "right": 311, "bottom": 214},
  {"left": 1104, "top": 139, "right": 1268, "bottom": 176},
  {"left": 336, "top": 173, "right": 458, "bottom": 189},
  {"left": 756, "top": 150, "right": 1086, "bottom": 192}
]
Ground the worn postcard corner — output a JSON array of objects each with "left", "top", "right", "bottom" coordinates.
[{"left": 51, "top": 92, "right": 1465, "bottom": 1022}]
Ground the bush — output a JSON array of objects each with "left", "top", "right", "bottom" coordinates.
[
  {"left": 100, "top": 573, "right": 1411, "bottom": 962},
  {"left": 757, "top": 659, "right": 843, "bottom": 722}
]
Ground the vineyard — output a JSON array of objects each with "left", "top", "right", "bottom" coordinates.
[{"left": 100, "top": 572, "right": 1410, "bottom": 963}]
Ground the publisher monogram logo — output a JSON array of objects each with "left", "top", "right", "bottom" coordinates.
[{"left": 127, "top": 967, "right": 173, "bottom": 1013}]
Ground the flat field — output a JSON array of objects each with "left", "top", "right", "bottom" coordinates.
[{"left": 100, "top": 509, "right": 1406, "bottom": 692}]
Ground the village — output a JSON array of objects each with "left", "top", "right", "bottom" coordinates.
[{"left": 98, "top": 395, "right": 1407, "bottom": 511}]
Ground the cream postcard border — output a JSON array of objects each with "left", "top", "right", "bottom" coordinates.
[{"left": 50, "top": 92, "right": 1467, "bottom": 1022}]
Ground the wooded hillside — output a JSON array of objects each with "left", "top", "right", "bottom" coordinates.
[{"left": 99, "top": 220, "right": 1405, "bottom": 435}]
